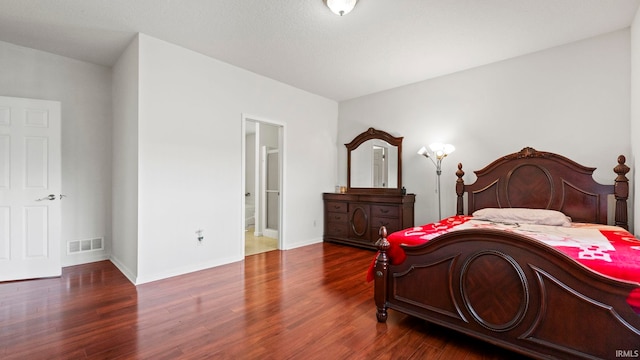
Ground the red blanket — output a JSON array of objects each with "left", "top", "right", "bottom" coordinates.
[{"left": 367, "top": 216, "right": 640, "bottom": 309}]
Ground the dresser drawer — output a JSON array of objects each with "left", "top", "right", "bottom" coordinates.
[
  {"left": 326, "top": 223, "right": 349, "bottom": 237},
  {"left": 326, "top": 201, "right": 348, "bottom": 213},
  {"left": 326, "top": 212, "right": 348, "bottom": 223},
  {"left": 371, "top": 217, "right": 400, "bottom": 231},
  {"left": 371, "top": 205, "right": 399, "bottom": 218}
]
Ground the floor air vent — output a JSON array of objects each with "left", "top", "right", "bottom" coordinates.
[{"left": 68, "top": 238, "right": 103, "bottom": 254}]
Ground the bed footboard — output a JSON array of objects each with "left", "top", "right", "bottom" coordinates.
[{"left": 373, "top": 227, "right": 640, "bottom": 360}]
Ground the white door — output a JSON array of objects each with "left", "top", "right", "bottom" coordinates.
[{"left": 0, "top": 96, "right": 61, "bottom": 281}]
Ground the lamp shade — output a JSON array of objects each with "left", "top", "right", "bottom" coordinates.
[
  {"left": 429, "top": 143, "right": 455, "bottom": 159},
  {"left": 325, "top": 0, "right": 358, "bottom": 16}
]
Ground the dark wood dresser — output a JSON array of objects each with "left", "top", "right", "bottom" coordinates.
[{"left": 323, "top": 193, "right": 415, "bottom": 250}]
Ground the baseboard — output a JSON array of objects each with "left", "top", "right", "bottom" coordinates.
[
  {"left": 109, "top": 256, "right": 137, "bottom": 285},
  {"left": 283, "top": 237, "right": 322, "bottom": 250},
  {"left": 62, "top": 253, "right": 110, "bottom": 267},
  {"left": 133, "top": 255, "right": 243, "bottom": 285}
]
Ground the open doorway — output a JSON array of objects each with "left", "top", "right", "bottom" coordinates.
[{"left": 242, "top": 116, "right": 283, "bottom": 256}]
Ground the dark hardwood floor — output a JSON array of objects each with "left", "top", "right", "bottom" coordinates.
[{"left": 0, "top": 242, "right": 523, "bottom": 359}]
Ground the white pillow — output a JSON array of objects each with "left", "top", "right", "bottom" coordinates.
[{"left": 472, "top": 208, "right": 572, "bottom": 227}]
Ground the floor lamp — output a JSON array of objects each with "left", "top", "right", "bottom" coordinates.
[{"left": 417, "top": 143, "right": 455, "bottom": 220}]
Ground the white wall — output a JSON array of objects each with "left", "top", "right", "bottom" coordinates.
[
  {"left": 111, "top": 36, "right": 140, "bottom": 281},
  {"left": 338, "top": 30, "right": 631, "bottom": 227},
  {"left": 133, "top": 34, "right": 337, "bottom": 284},
  {"left": 631, "top": 7, "right": 640, "bottom": 236},
  {"left": 0, "top": 40, "right": 113, "bottom": 266}
]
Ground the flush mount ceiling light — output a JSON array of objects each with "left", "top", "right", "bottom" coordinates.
[{"left": 324, "top": 0, "right": 358, "bottom": 16}]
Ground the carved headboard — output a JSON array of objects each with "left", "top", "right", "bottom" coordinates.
[{"left": 455, "top": 147, "right": 630, "bottom": 229}]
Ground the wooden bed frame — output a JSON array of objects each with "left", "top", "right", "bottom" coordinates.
[{"left": 373, "top": 147, "right": 640, "bottom": 359}]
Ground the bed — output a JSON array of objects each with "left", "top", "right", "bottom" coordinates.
[{"left": 372, "top": 147, "right": 640, "bottom": 359}]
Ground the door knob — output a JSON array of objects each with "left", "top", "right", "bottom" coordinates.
[{"left": 35, "top": 194, "right": 56, "bottom": 201}]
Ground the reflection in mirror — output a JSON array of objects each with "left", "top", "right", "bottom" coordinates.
[
  {"left": 346, "top": 127, "right": 403, "bottom": 194},
  {"left": 351, "top": 139, "right": 398, "bottom": 188},
  {"left": 372, "top": 145, "right": 387, "bottom": 187}
]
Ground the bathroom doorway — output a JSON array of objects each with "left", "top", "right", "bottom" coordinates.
[{"left": 242, "top": 116, "right": 283, "bottom": 256}]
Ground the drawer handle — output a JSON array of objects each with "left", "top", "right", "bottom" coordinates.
[
  {"left": 333, "top": 205, "right": 341, "bottom": 209},
  {"left": 379, "top": 209, "right": 389, "bottom": 214},
  {"left": 334, "top": 216, "right": 342, "bottom": 220}
]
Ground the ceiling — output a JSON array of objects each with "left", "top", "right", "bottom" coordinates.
[{"left": 0, "top": 0, "right": 638, "bottom": 101}]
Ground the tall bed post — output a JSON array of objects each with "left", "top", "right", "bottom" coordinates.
[
  {"left": 614, "top": 155, "right": 630, "bottom": 230},
  {"left": 455, "top": 163, "right": 465, "bottom": 216},
  {"left": 374, "top": 226, "right": 390, "bottom": 322}
]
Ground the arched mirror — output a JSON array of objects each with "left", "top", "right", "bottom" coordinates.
[{"left": 346, "top": 128, "right": 403, "bottom": 194}]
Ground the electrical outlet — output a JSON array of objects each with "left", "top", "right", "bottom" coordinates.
[{"left": 195, "top": 229, "right": 204, "bottom": 245}]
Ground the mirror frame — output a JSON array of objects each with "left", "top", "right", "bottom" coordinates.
[{"left": 346, "top": 127, "right": 403, "bottom": 194}]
